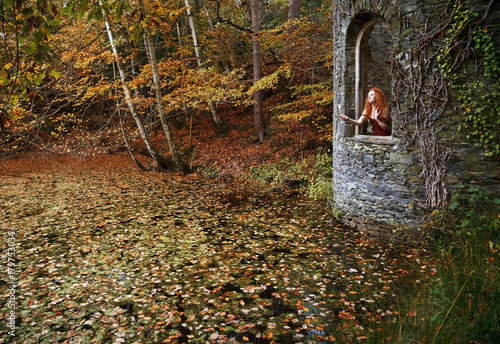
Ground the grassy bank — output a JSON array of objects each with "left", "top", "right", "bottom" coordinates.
[{"left": 374, "top": 188, "right": 500, "bottom": 344}]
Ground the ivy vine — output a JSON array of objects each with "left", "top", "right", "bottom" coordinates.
[
  {"left": 437, "top": 4, "right": 500, "bottom": 157},
  {"left": 392, "top": 0, "right": 497, "bottom": 208}
]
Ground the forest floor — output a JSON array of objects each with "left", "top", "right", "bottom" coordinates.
[{"left": 0, "top": 152, "right": 431, "bottom": 343}]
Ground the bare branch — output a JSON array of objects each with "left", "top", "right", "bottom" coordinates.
[{"left": 214, "top": 0, "right": 254, "bottom": 33}]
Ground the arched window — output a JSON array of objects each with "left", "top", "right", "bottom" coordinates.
[{"left": 343, "top": 14, "right": 392, "bottom": 137}]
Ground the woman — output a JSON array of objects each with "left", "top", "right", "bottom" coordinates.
[{"left": 339, "top": 88, "right": 391, "bottom": 136}]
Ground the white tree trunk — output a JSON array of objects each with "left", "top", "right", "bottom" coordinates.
[
  {"left": 140, "top": 0, "right": 183, "bottom": 171},
  {"left": 184, "top": 0, "right": 202, "bottom": 67},
  {"left": 184, "top": 0, "right": 222, "bottom": 126},
  {"left": 100, "top": 1, "right": 160, "bottom": 168}
]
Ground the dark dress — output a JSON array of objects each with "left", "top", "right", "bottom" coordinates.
[{"left": 368, "top": 116, "right": 391, "bottom": 136}]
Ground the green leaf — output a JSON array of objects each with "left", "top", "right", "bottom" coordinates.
[
  {"left": 24, "top": 43, "right": 36, "bottom": 55},
  {"left": 50, "top": 70, "right": 62, "bottom": 79},
  {"left": 46, "top": 19, "right": 60, "bottom": 26},
  {"left": 34, "top": 72, "right": 43, "bottom": 86}
]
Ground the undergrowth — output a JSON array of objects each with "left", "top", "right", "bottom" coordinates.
[
  {"left": 376, "top": 187, "right": 500, "bottom": 343},
  {"left": 248, "top": 148, "right": 333, "bottom": 208}
]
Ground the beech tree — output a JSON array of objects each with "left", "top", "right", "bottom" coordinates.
[
  {"left": 215, "top": 0, "right": 265, "bottom": 142},
  {"left": 0, "top": 0, "right": 60, "bottom": 134},
  {"left": 1, "top": 0, "right": 333, "bottom": 158}
]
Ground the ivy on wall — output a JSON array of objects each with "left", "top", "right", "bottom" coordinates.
[
  {"left": 392, "top": 0, "right": 497, "bottom": 208},
  {"left": 438, "top": 4, "right": 500, "bottom": 157}
]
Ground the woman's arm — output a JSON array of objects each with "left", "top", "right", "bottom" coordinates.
[{"left": 339, "top": 113, "right": 367, "bottom": 126}]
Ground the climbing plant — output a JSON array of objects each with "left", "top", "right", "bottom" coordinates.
[
  {"left": 392, "top": 0, "right": 497, "bottom": 208},
  {"left": 437, "top": 4, "right": 500, "bottom": 157},
  {"left": 438, "top": 7, "right": 500, "bottom": 157}
]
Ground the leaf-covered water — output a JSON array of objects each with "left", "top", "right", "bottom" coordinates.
[{"left": 0, "top": 154, "right": 428, "bottom": 343}]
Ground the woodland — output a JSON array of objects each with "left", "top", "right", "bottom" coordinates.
[{"left": 0, "top": 0, "right": 499, "bottom": 343}]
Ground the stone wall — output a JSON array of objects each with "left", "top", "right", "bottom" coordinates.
[
  {"left": 333, "top": 136, "right": 425, "bottom": 238},
  {"left": 332, "top": 0, "right": 500, "bottom": 235}
]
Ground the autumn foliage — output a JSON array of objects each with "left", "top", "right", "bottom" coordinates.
[{"left": 0, "top": 0, "right": 333, "bottom": 175}]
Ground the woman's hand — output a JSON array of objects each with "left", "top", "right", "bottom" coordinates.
[
  {"left": 373, "top": 108, "right": 389, "bottom": 130},
  {"left": 339, "top": 113, "right": 366, "bottom": 126}
]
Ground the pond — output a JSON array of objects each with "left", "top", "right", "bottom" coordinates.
[{"left": 0, "top": 154, "right": 429, "bottom": 343}]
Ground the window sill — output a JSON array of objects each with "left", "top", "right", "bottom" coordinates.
[{"left": 345, "top": 135, "right": 397, "bottom": 145}]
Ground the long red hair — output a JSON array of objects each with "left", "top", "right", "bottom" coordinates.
[{"left": 363, "top": 88, "right": 389, "bottom": 119}]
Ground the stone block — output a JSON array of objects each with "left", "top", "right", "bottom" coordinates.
[{"left": 390, "top": 152, "right": 412, "bottom": 165}]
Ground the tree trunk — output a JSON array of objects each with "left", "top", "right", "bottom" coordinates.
[
  {"left": 288, "top": 0, "right": 301, "bottom": 20},
  {"left": 250, "top": 0, "right": 265, "bottom": 142},
  {"left": 184, "top": 0, "right": 222, "bottom": 126},
  {"left": 100, "top": 1, "right": 161, "bottom": 169},
  {"left": 139, "top": 0, "right": 184, "bottom": 172},
  {"left": 184, "top": 0, "right": 202, "bottom": 67}
]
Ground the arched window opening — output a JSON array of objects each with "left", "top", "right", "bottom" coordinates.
[
  {"left": 357, "top": 20, "right": 392, "bottom": 136},
  {"left": 343, "top": 14, "right": 392, "bottom": 138}
]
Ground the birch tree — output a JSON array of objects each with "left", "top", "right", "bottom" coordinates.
[
  {"left": 138, "top": 0, "right": 185, "bottom": 171},
  {"left": 184, "top": 0, "right": 222, "bottom": 126},
  {"left": 99, "top": 0, "right": 163, "bottom": 169}
]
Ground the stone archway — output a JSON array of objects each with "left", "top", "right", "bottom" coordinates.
[{"left": 344, "top": 13, "right": 392, "bottom": 136}]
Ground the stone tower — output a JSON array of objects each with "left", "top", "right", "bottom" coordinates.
[{"left": 332, "top": 0, "right": 500, "bottom": 237}]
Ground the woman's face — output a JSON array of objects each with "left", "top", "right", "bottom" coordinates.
[{"left": 367, "top": 90, "right": 376, "bottom": 104}]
